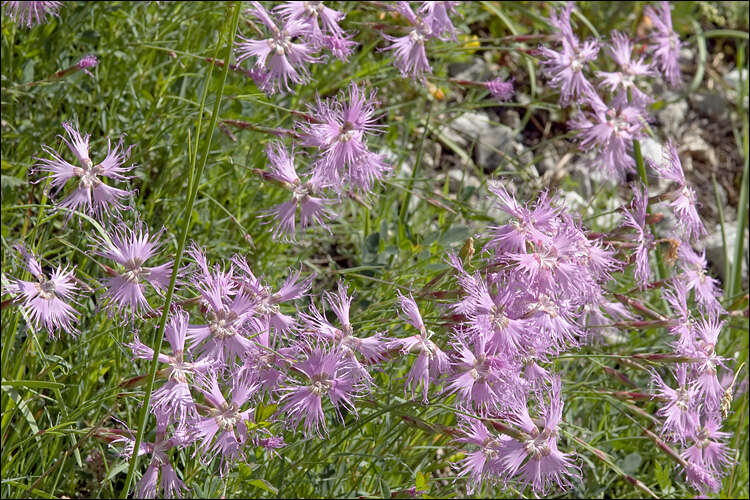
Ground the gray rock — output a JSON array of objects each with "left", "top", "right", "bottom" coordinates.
[
  {"left": 703, "top": 222, "right": 749, "bottom": 286},
  {"left": 656, "top": 100, "right": 688, "bottom": 137},
  {"left": 689, "top": 92, "right": 730, "bottom": 121},
  {"left": 725, "top": 68, "right": 749, "bottom": 90},
  {"left": 448, "top": 58, "right": 495, "bottom": 82},
  {"left": 439, "top": 112, "right": 519, "bottom": 173}
]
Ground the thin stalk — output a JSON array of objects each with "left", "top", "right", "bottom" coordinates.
[
  {"left": 119, "top": 3, "right": 241, "bottom": 497},
  {"left": 398, "top": 102, "right": 432, "bottom": 233}
]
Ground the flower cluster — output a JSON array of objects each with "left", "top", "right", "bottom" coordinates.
[
  {"left": 260, "top": 82, "right": 390, "bottom": 240},
  {"left": 235, "top": 1, "right": 355, "bottom": 95},
  {"left": 381, "top": 1, "right": 459, "bottom": 79},
  {"left": 2, "top": 0, "right": 61, "bottom": 27}
]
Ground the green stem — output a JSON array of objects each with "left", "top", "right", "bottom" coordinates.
[
  {"left": 119, "top": 3, "right": 241, "bottom": 497},
  {"left": 633, "top": 139, "right": 666, "bottom": 282}
]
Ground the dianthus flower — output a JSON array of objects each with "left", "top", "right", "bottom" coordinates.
[
  {"left": 299, "top": 83, "right": 389, "bottom": 191},
  {"left": 447, "top": 330, "right": 512, "bottom": 412},
  {"left": 34, "top": 122, "right": 134, "bottom": 221},
  {"left": 260, "top": 142, "right": 335, "bottom": 240},
  {"left": 676, "top": 244, "right": 722, "bottom": 314},
  {"left": 278, "top": 346, "right": 359, "bottom": 437},
  {"left": 537, "top": 3, "right": 599, "bottom": 105},
  {"left": 681, "top": 415, "right": 733, "bottom": 474},
  {"left": 454, "top": 416, "right": 505, "bottom": 494},
  {"left": 5, "top": 244, "right": 79, "bottom": 337},
  {"left": 93, "top": 221, "right": 172, "bottom": 319},
  {"left": 651, "top": 364, "right": 699, "bottom": 442},
  {"left": 382, "top": 1, "right": 434, "bottom": 79},
  {"left": 113, "top": 417, "right": 186, "bottom": 499},
  {"left": 275, "top": 1, "right": 355, "bottom": 60},
  {"left": 2, "top": 1, "right": 60, "bottom": 27},
  {"left": 300, "top": 282, "right": 388, "bottom": 384},
  {"left": 690, "top": 315, "right": 727, "bottom": 412},
  {"left": 596, "top": 31, "right": 655, "bottom": 107},
  {"left": 501, "top": 380, "right": 579, "bottom": 495},
  {"left": 393, "top": 293, "right": 449, "bottom": 402},
  {"left": 644, "top": 1, "right": 682, "bottom": 87},
  {"left": 651, "top": 141, "right": 705, "bottom": 240},
  {"left": 127, "top": 310, "right": 213, "bottom": 430},
  {"left": 621, "top": 183, "right": 653, "bottom": 288},
  {"left": 191, "top": 371, "right": 258, "bottom": 474},
  {"left": 235, "top": 1, "right": 319, "bottom": 94},
  {"left": 232, "top": 254, "right": 311, "bottom": 335},
  {"left": 568, "top": 90, "right": 646, "bottom": 179},
  {"left": 420, "top": 1, "right": 459, "bottom": 41},
  {"left": 185, "top": 246, "right": 258, "bottom": 365}
]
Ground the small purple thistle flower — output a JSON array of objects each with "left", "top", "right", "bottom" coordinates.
[
  {"left": 2, "top": 1, "right": 61, "bottom": 27},
  {"left": 34, "top": 122, "right": 135, "bottom": 221},
  {"left": 485, "top": 77, "right": 514, "bottom": 103},
  {"left": 77, "top": 54, "right": 99, "bottom": 77},
  {"left": 644, "top": 1, "right": 682, "bottom": 87},
  {"left": 5, "top": 244, "right": 79, "bottom": 337},
  {"left": 235, "top": 1, "right": 320, "bottom": 94},
  {"left": 278, "top": 346, "right": 359, "bottom": 437},
  {"left": 93, "top": 221, "right": 173, "bottom": 319}
]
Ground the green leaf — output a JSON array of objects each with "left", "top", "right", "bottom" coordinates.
[
  {"left": 248, "top": 478, "right": 278, "bottom": 495},
  {"left": 654, "top": 461, "right": 671, "bottom": 491},
  {"left": 416, "top": 470, "right": 430, "bottom": 494},
  {"left": 1, "top": 379, "right": 64, "bottom": 390},
  {"left": 622, "top": 452, "right": 642, "bottom": 474}
]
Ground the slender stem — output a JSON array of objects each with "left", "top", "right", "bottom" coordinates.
[{"left": 119, "top": 3, "right": 241, "bottom": 497}]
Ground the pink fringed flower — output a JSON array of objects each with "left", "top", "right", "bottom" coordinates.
[
  {"left": 192, "top": 371, "right": 258, "bottom": 474},
  {"left": 113, "top": 417, "right": 186, "bottom": 499},
  {"left": 278, "top": 347, "right": 359, "bottom": 437},
  {"left": 300, "top": 282, "right": 389, "bottom": 384},
  {"left": 93, "top": 221, "right": 173, "bottom": 319},
  {"left": 621, "top": 183, "right": 652, "bottom": 289},
  {"left": 596, "top": 31, "right": 655, "bottom": 107},
  {"left": 126, "top": 310, "right": 213, "bottom": 429},
  {"left": 34, "top": 122, "right": 134, "bottom": 221},
  {"left": 382, "top": 2, "right": 433, "bottom": 79},
  {"left": 644, "top": 1, "right": 682, "bottom": 87},
  {"left": 275, "top": 1, "right": 355, "bottom": 60},
  {"left": 454, "top": 417, "right": 505, "bottom": 494},
  {"left": 651, "top": 141, "right": 705, "bottom": 241},
  {"left": 420, "top": 1, "right": 459, "bottom": 41},
  {"left": 393, "top": 293, "right": 449, "bottom": 402},
  {"left": 537, "top": 3, "right": 599, "bottom": 105},
  {"left": 260, "top": 141, "right": 335, "bottom": 240},
  {"left": 5, "top": 244, "right": 79, "bottom": 337},
  {"left": 235, "top": 1, "right": 319, "bottom": 94},
  {"left": 185, "top": 245, "right": 257, "bottom": 365},
  {"left": 651, "top": 365, "right": 698, "bottom": 442},
  {"left": 2, "top": 1, "right": 61, "bottom": 27},
  {"left": 676, "top": 245, "right": 722, "bottom": 314},
  {"left": 299, "top": 83, "right": 389, "bottom": 191}
]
